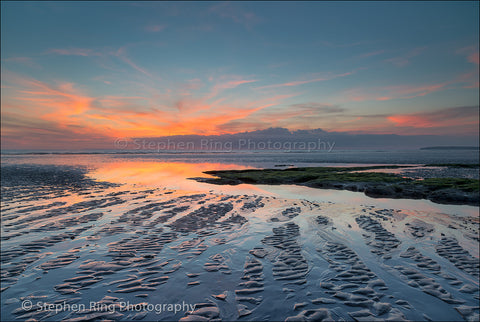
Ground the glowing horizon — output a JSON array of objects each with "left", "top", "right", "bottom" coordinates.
[{"left": 1, "top": 2, "right": 479, "bottom": 149}]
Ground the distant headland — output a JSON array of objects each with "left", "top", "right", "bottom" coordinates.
[{"left": 420, "top": 146, "right": 479, "bottom": 150}]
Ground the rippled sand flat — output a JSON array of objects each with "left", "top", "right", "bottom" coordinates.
[{"left": 1, "top": 164, "right": 479, "bottom": 321}]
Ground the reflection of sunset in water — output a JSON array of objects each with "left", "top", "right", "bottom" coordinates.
[
  {"left": 2, "top": 154, "right": 477, "bottom": 216},
  {"left": 87, "top": 161, "right": 268, "bottom": 194}
]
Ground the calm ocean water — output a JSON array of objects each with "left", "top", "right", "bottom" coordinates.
[{"left": 2, "top": 149, "right": 479, "bottom": 168}]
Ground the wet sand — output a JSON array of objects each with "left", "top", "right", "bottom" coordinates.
[{"left": 1, "top": 164, "right": 479, "bottom": 321}]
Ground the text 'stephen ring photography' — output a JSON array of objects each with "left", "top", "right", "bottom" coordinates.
[{"left": 1, "top": 1, "right": 479, "bottom": 322}]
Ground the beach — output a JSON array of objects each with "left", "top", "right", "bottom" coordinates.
[{"left": 1, "top": 152, "right": 479, "bottom": 321}]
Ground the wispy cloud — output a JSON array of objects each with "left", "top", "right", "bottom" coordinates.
[
  {"left": 456, "top": 45, "right": 477, "bottom": 54},
  {"left": 384, "top": 46, "right": 427, "bottom": 67},
  {"left": 217, "top": 101, "right": 343, "bottom": 132},
  {"left": 215, "top": 105, "right": 479, "bottom": 136},
  {"left": 342, "top": 69, "right": 478, "bottom": 102},
  {"left": 288, "top": 103, "right": 345, "bottom": 114},
  {"left": 345, "top": 82, "right": 447, "bottom": 102},
  {"left": 47, "top": 48, "right": 103, "bottom": 57},
  {"left": 320, "top": 41, "right": 366, "bottom": 48},
  {"left": 1, "top": 110, "right": 112, "bottom": 149},
  {"left": 256, "top": 70, "right": 359, "bottom": 90},
  {"left": 2, "top": 56, "right": 40, "bottom": 69},
  {"left": 267, "top": 62, "right": 289, "bottom": 69},
  {"left": 455, "top": 45, "right": 479, "bottom": 65},
  {"left": 358, "top": 50, "right": 385, "bottom": 58},
  {"left": 46, "top": 45, "right": 157, "bottom": 78},
  {"left": 315, "top": 106, "right": 478, "bottom": 136},
  {"left": 453, "top": 71, "right": 479, "bottom": 89},
  {"left": 201, "top": 75, "right": 259, "bottom": 100},
  {"left": 116, "top": 52, "right": 153, "bottom": 78},
  {"left": 210, "top": 78, "right": 257, "bottom": 95},
  {"left": 187, "top": 24, "right": 214, "bottom": 32},
  {"left": 209, "top": 2, "right": 261, "bottom": 29}
]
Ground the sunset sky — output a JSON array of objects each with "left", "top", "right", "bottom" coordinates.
[{"left": 1, "top": 1, "right": 479, "bottom": 149}]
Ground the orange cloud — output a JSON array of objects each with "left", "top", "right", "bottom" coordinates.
[
  {"left": 309, "top": 106, "right": 479, "bottom": 136},
  {"left": 1, "top": 72, "right": 295, "bottom": 148},
  {"left": 5, "top": 78, "right": 95, "bottom": 133},
  {"left": 387, "top": 115, "right": 431, "bottom": 127},
  {"left": 387, "top": 106, "right": 479, "bottom": 131},
  {"left": 375, "top": 96, "right": 391, "bottom": 101}
]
